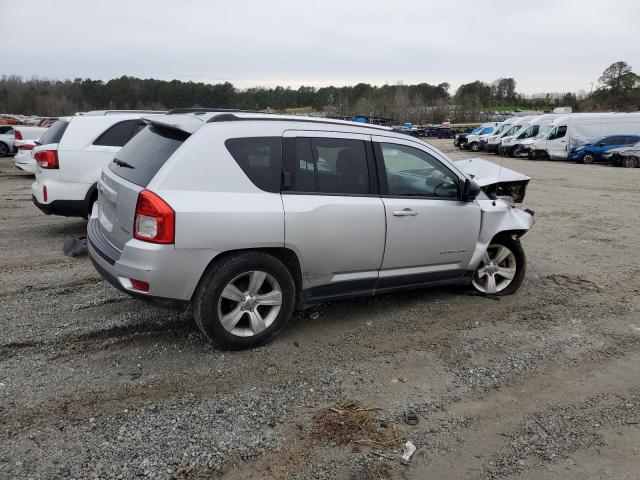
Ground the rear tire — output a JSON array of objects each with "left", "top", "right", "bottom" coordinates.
[
  {"left": 0, "top": 142, "right": 8, "bottom": 158},
  {"left": 193, "top": 252, "right": 295, "bottom": 349},
  {"left": 471, "top": 236, "right": 526, "bottom": 296}
]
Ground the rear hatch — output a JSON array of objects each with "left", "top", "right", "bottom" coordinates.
[
  {"left": 33, "top": 119, "right": 69, "bottom": 167},
  {"left": 97, "top": 123, "right": 190, "bottom": 250}
]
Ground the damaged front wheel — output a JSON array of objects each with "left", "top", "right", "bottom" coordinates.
[{"left": 472, "top": 237, "right": 526, "bottom": 295}]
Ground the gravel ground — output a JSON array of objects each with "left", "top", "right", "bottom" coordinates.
[{"left": 1, "top": 139, "right": 640, "bottom": 479}]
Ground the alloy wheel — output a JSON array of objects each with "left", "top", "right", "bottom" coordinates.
[
  {"left": 472, "top": 244, "right": 517, "bottom": 294},
  {"left": 217, "top": 270, "right": 282, "bottom": 337}
]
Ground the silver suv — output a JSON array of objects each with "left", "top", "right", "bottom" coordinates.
[{"left": 88, "top": 110, "right": 534, "bottom": 348}]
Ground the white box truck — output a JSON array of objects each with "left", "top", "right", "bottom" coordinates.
[{"left": 526, "top": 112, "right": 640, "bottom": 160}]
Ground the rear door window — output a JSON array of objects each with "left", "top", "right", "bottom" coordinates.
[
  {"left": 225, "top": 137, "right": 282, "bottom": 193},
  {"left": 38, "top": 120, "right": 68, "bottom": 145},
  {"left": 0, "top": 126, "right": 13, "bottom": 135},
  {"left": 109, "top": 124, "right": 189, "bottom": 187},
  {"left": 93, "top": 120, "right": 145, "bottom": 147},
  {"left": 285, "top": 137, "right": 371, "bottom": 195}
]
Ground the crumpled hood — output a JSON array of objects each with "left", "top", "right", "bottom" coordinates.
[
  {"left": 455, "top": 158, "right": 530, "bottom": 203},
  {"left": 454, "top": 158, "right": 530, "bottom": 187}
]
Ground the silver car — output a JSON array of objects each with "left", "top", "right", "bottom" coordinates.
[{"left": 88, "top": 110, "right": 534, "bottom": 348}]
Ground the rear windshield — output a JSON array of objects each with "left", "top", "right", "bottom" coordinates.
[
  {"left": 109, "top": 124, "right": 189, "bottom": 187},
  {"left": 39, "top": 120, "right": 69, "bottom": 145}
]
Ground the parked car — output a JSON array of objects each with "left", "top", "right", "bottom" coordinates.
[
  {"left": 87, "top": 111, "right": 535, "bottom": 349},
  {"left": 31, "top": 110, "right": 165, "bottom": 218},
  {"left": 14, "top": 139, "right": 38, "bottom": 173},
  {"left": 0, "top": 125, "right": 18, "bottom": 157},
  {"left": 485, "top": 116, "right": 537, "bottom": 153},
  {"left": 527, "top": 112, "right": 640, "bottom": 160},
  {"left": 602, "top": 141, "right": 640, "bottom": 168},
  {"left": 479, "top": 117, "right": 520, "bottom": 151},
  {"left": 569, "top": 135, "right": 640, "bottom": 164},
  {"left": 455, "top": 122, "right": 500, "bottom": 151}
]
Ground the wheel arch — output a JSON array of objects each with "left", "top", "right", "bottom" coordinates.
[{"left": 191, "top": 247, "right": 304, "bottom": 308}]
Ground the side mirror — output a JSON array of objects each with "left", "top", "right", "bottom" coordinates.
[{"left": 463, "top": 178, "right": 482, "bottom": 200}]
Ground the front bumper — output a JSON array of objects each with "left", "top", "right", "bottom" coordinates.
[{"left": 485, "top": 143, "right": 499, "bottom": 153}]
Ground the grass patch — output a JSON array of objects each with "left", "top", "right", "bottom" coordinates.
[{"left": 312, "top": 401, "right": 404, "bottom": 448}]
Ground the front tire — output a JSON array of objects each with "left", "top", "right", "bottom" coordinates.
[
  {"left": 193, "top": 252, "right": 295, "bottom": 349},
  {"left": 621, "top": 156, "right": 639, "bottom": 168},
  {"left": 469, "top": 142, "right": 480, "bottom": 152},
  {"left": 581, "top": 153, "right": 595, "bottom": 164},
  {"left": 471, "top": 236, "right": 526, "bottom": 296}
]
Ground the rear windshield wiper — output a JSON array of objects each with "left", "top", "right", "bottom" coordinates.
[{"left": 113, "top": 158, "right": 135, "bottom": 169}]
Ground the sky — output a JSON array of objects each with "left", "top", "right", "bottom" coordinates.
[{"left": 4, "top": 0, "right": 640, "bottom": 95}]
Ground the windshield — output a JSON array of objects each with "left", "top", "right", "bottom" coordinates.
[
  {"left": 535, "top": 125, "right": 552, "bottom": 139},
  {"left": 494, "top": 124, "right": 510, "bottom": 135},
  {"left": 503, "top": 125, "right": 521, "bottom": 137}
]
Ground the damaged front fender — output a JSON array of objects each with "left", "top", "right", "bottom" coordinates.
[{"left": 468, "top": 199, "right": 535, "bottom": 270}]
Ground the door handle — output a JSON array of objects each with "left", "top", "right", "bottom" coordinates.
[{"left": 393, "top": 208, "right": 418, "bottom": 217}]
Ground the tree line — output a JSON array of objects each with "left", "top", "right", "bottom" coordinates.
[{"left": 1, "top": 61, "right": 638, "bottom": 123}]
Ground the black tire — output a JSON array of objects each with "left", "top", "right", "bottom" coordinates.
[
  {"left": 0, "top": 142, "right": 8, "bottom": 158},
  {"left": 193, "top": 252, "right": 295, "bottom": 349},
  {"left": 469, "top": 142, "right": 480, "bottom": 152},
  {"left": 508, "top": 146, "right": 517, "bottom": 157},
  {"left": 471, "top": 235, "right": 526, "bottom": 296},
  {"left": 581, "top": 153, "right": 595, "bottom": 164},
  {"left": 621, "top": 156, "right": 639, "bottom": 168},
  {"left": 528, "top": 150, "right": 537, "bottom": 160},
  {"left": 459, "top": 141, "right": 468, "bottom": 150}
]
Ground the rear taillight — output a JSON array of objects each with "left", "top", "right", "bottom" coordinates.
[
  {"left": 134, "top": 190, "right": 175, "bottom": 244},
  {"left": 18, "top": 144, "right": 35, "bottom": 150},
  {"left": 14, "top": 130, "right": 23, "bottom": 140},
  {"left": 35, "top": 150, "right": 59, "bottom": 169}
]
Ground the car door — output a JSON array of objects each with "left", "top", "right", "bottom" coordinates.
[
  {"left": 372, "top": 135, "right": 481, "bottom": 289},
  {"left": 281, "top": 131, "right": 386, "bottom": 301},
  {"left": 547, "top": 125, "right": 568, "bottom": 158}
]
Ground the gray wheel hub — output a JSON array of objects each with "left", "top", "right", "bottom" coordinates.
[{"left": 217, "top": 270, "right": 282, "bottom": 337}]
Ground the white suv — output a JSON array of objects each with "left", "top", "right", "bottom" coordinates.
[
  {"left": 88, "top": 111, "right": 535, "bottom": 349},
  {"left": 31, "top": 110, "right": 164, "bottom": 218}
]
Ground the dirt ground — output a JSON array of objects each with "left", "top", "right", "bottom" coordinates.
[{"left": 1, "top": 139, "right": 640, "bottom": 479}]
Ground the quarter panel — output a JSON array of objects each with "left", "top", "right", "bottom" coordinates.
[{"left": 163, "top": 191, "right": 285, "bottom": 251}]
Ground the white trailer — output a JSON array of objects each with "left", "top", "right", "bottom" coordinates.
[{"left": 526, "top": 112, "right": 640, "bottom": 160}]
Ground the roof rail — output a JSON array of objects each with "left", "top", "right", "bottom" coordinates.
[
  {"left": 78, "top": 110, "right": 167, "bottom": 116},
  {"left": 168, "top": 108, "right": 268, "bottom": 115},
  {"left": 205, "top": 113, "right": 393, "bottom": 131}
]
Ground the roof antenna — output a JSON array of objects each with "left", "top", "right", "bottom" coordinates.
[{"left": 492, "top": 152, "right": 505, "bottom": 206}]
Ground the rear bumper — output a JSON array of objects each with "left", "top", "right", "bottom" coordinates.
[
  {"left": 32, "top": 195, "right": 88, "bottom": 217},
  {"left": 87, "top": 216, "right": 217, "bottom": 302}
]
